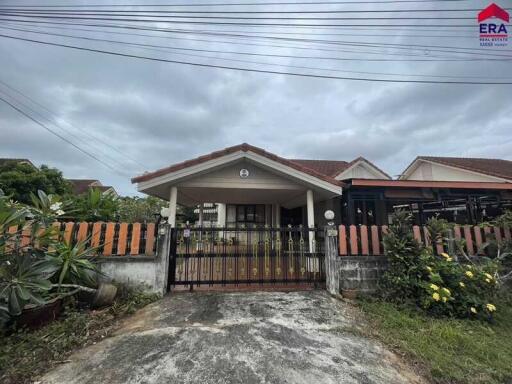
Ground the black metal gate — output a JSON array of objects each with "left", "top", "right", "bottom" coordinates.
[{"left": 167, "top": 226, "right": 325, "bottom": 290}]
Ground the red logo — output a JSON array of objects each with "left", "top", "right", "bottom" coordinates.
[
  {"left": 478, "top": 3, "right": 509, "bottom": 23},
  {"left": 478, "top": 3, "right": 509, "bottom": 47}
]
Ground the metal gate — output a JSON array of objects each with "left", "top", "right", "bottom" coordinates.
[{"left": 167, "top": 226, "right": 325, "bottom": 290}]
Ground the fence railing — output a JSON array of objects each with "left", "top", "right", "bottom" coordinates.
[
  {"left": 338, "top": 224, "right": 512, "bottom": 257},
  {"left": 6, "top": 222, "right": 158, "bottom": 256}
]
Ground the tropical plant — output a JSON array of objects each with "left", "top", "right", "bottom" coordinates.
[
  {"left": 0, "top": 253, "right": 55, "bottom": 316},
  {"left": 72, "top": 188, "right": 119, "bottom": 222},
  {"left": 41, "top": 239, "right": 100, "bottom": 290},
  {"left": 28, "top": 190, "right": 69, "bottom": 226}
]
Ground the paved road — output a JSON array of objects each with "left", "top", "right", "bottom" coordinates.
[{"left": 41, "top": 291, "right": 424, "bottom": 384}]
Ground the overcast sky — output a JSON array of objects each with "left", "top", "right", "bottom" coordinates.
[{"left": 1, "top": 0, "right": 511, "bottom": 196}]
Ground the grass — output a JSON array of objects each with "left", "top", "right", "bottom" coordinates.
[
  {"left": 0, "top": 287, "right": 160, "bottom": 384},
  {"left": 358, "top": 295, "right": 512, "bottom": 384}
]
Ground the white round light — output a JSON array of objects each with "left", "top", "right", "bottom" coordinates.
[
  {"left": 324, "top": 210, "right": 335, "bottom": 220},
  {"left": 239, "top": 168, "right": 250, "bottom": 178}
]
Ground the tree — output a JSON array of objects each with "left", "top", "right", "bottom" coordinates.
[
  {"left": 0, "top": 161, "right": 71, "bottom": 204},
  {"left": 117, "top": 196, "right": 167, "bottom": 223}
]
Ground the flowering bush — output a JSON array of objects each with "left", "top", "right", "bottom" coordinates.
[{"left": 381, "top": 212, "right": 500, "bottom": 321}]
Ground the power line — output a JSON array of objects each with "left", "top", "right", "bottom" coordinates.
[
  {"left": 0, "top": 15, "right": 480, "bottom": 31},
  {"left": 0, "top": 0, "right": 475, "bottom": 8},
  {"left": 0, "top": 7, "right": 500, "bottom": 14},
  {"left": 4, "top": 25, "right": 511, "bottom": 71},
  {"left": 0, "top": 91, "right": 131, "bottom": 176},
  {"left": 0, "top": 12, "right": 482, "bottom": 23},
  {"left": 0, "top": 78, "right": 148, "bottom": 170},
  {"left": 10, "top": 21, "right": 503, "bottom": 63},
  {"left": 4, "top": 20, "right": 508, "bottom": 58},
  {"left": 6, "top": 23, "right": 503, "bottom": 63},
  {"left": 1, "top": 32, "right": 511, "bottom": 85},
  {"left": 3, "top": 19, "right": 480, "bottom": 39}
]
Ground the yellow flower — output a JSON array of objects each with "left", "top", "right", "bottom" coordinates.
[
  {"left": 442, "top": 287, "right": 451, "bottom": 296},
  {"left": 430, "top": 284, "right": 439, "bottom": 291},
  {"left": 470, "top": 307, "right": 477, "bottom": 314},
  {"left": 440, "top": 252, "right": 449, "bottom": 258},
  {"left": 442, "top": 297, "right": 448, "bottom": 303},
  {"left": 485, "top": 273, "right": 493, "bottom": 280},
  {"left": 465, "top": 271, "right": 474, "bottom": 278},
  {"left": 426, "top": 266, "right": 432, "bottom": 272},
  {"left": 446, "top": 257, "right": 453, "bottom": 262},
  {"left": 432, "top": 292, "right": 440, "bottom": 301},
  {"left": 486, "top": 304, "right": 496, "bottom": 312},
  {"left": 459, "top": 282, "right": 465, "bottom": 288},
  {"left": 485, "top": 278, "right": 491, "bottom": 283}
]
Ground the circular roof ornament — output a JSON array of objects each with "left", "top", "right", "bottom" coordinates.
[{"left": 239, "top": 168, "right": 250, "bottom": 178}]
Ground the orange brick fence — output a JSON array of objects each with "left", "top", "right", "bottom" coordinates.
[
  {"left": 8, "top": 222, "right": 158, "bottom": 256},
  {"left": 338, "top": 224, "right": 511, "bottom": 257}
]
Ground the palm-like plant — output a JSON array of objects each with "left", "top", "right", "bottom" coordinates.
[{"left": 41, "top": 239, "right": 100, "bottom": 290}]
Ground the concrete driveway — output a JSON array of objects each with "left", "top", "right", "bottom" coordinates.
[{"left": 41, "top": 291, "right": 424, "bottom": 384}]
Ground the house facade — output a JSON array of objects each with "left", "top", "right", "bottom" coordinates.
[{"left": 131, "top": 144, "right": 512, "bottom": 231}]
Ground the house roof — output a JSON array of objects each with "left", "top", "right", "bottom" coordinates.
[
  {"left": 403, "top": 156, "right": 512, "bottom": 182},
  {"left": 288, "top": 159, "right": 350, "bottom": 178},
  {"left": 67, "top": 179, "right": 116, "bottom": 195},
  {"left": 131, "top": 143, "right": 345, "bottom": 186},
  {"left": 349, "top": 178, "right": 512, "bottom": 190},
  {"left": 0, "top": 158, "right": 37, "bottom": 169}
]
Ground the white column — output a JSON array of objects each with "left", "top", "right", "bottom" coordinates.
[
  {"left": 306, "top": 189, "right": 315, "bottom": 252},
  {"left": 217, "top": 203, "right": 226, "bottom": 227},
  {"left": 168, "top": 186, "right": 178, "bottom": 228},
  {"left": 274, "top": 203, "right": 281, "bottom": 228},
  {"left": 265, "top": 204, "right": 272, "bottom": 226},
  {"left": 198, "top": 203, "right": 204, "bottom": 227}
]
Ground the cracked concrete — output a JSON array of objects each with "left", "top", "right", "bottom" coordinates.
[{"left": 41, "top": 291, "right": 425, "bottom": 384}]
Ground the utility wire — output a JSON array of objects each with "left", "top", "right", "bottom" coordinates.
[
  {"left": 1, "top": 19, "right": 480, "bottom": 40},
  {"left": 0, "top": 78, "right": 148, "bottom": 170},
  {"left": 4, "top": 25, "right": 512, "bottom": 72},
  {"left": 0, "top": 12, "right": 482, "bottom": 24},
  {"left": 10, "top": 21, "right": 504, "bottom": 63},
  {"left": 0, "top": 0, "right": 475, "bottom": 8},
  {"left": 0, "top": 16, "right": 480, "bottom": 31},
  {"left": 5, "top": 23, "right": 504, "bottom": 63},
  {"left": 0, "top": 91, "right": 131, "bottom": 176},
  {"left": 3, "top": 20, "right": 507, "bottom": 57},
  {"left": 0, "top": 7, "right": 497, "bottom": 14},
  {"left": 1, "top": 32, "right": 511, "bottom": 84}
]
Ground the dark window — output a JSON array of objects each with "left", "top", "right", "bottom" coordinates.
[{"left": 229, "top": 204, "right": 266, "bottom": 226}]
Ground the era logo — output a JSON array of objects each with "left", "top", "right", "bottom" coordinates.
[{"left": 478, "top": 3, "right": 509, "bottom": 46}]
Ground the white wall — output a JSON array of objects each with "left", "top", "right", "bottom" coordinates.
[
  {"left": 406, "top": 161, "right": 503, "bottom": 182},
  {"left": 179, "top": 159, "right": 303, "bottom": 190},
  {"left": 336, "top": 162, "right": 386, "bottom": 180}
]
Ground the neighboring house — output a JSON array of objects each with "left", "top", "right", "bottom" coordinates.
[
  {"left": 67, "top": 179, "right": 119, "bottom": 197},
  {"left": 0, "top": 158, "right": 37, "bottom": 169},
  {"left": 132, "top": 143, "right": 512, "bottom": 230},
  {"left": 399, "top": 156, "right": 512, "bottom": 183}
]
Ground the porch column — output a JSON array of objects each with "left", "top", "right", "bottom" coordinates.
[
  {"left": 217, "top": 203, "right": 226, "bottom": 227},
  {"left": 168, "top": 186, "right": 178, "bottom": 228},
  {"left": 306, "top": 189, "right": 315, "bottom": 252},
  {"left": 198, "top": 203, "right": 204, "bottom": 227},
  {"left": 274, "top": 204, "right": 281, "bottom": 227}
]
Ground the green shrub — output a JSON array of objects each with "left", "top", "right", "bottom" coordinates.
[{"left": 381, "top": 211, "right": 500, "bottom": 321}]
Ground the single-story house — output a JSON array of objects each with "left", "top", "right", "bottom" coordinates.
[
  {"left": 131, "top": 143, "right": 512, "bottom": 229},
  {"left": 67, "top": 179, "right": 119, "bottom": 197}
]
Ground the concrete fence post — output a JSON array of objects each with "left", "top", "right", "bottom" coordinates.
[
  {"left": 325, "top": 224, "right": 340, "bottom": 296},
  {"left": 154, "top": 224, "right": 172, "bottom": 296}
]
